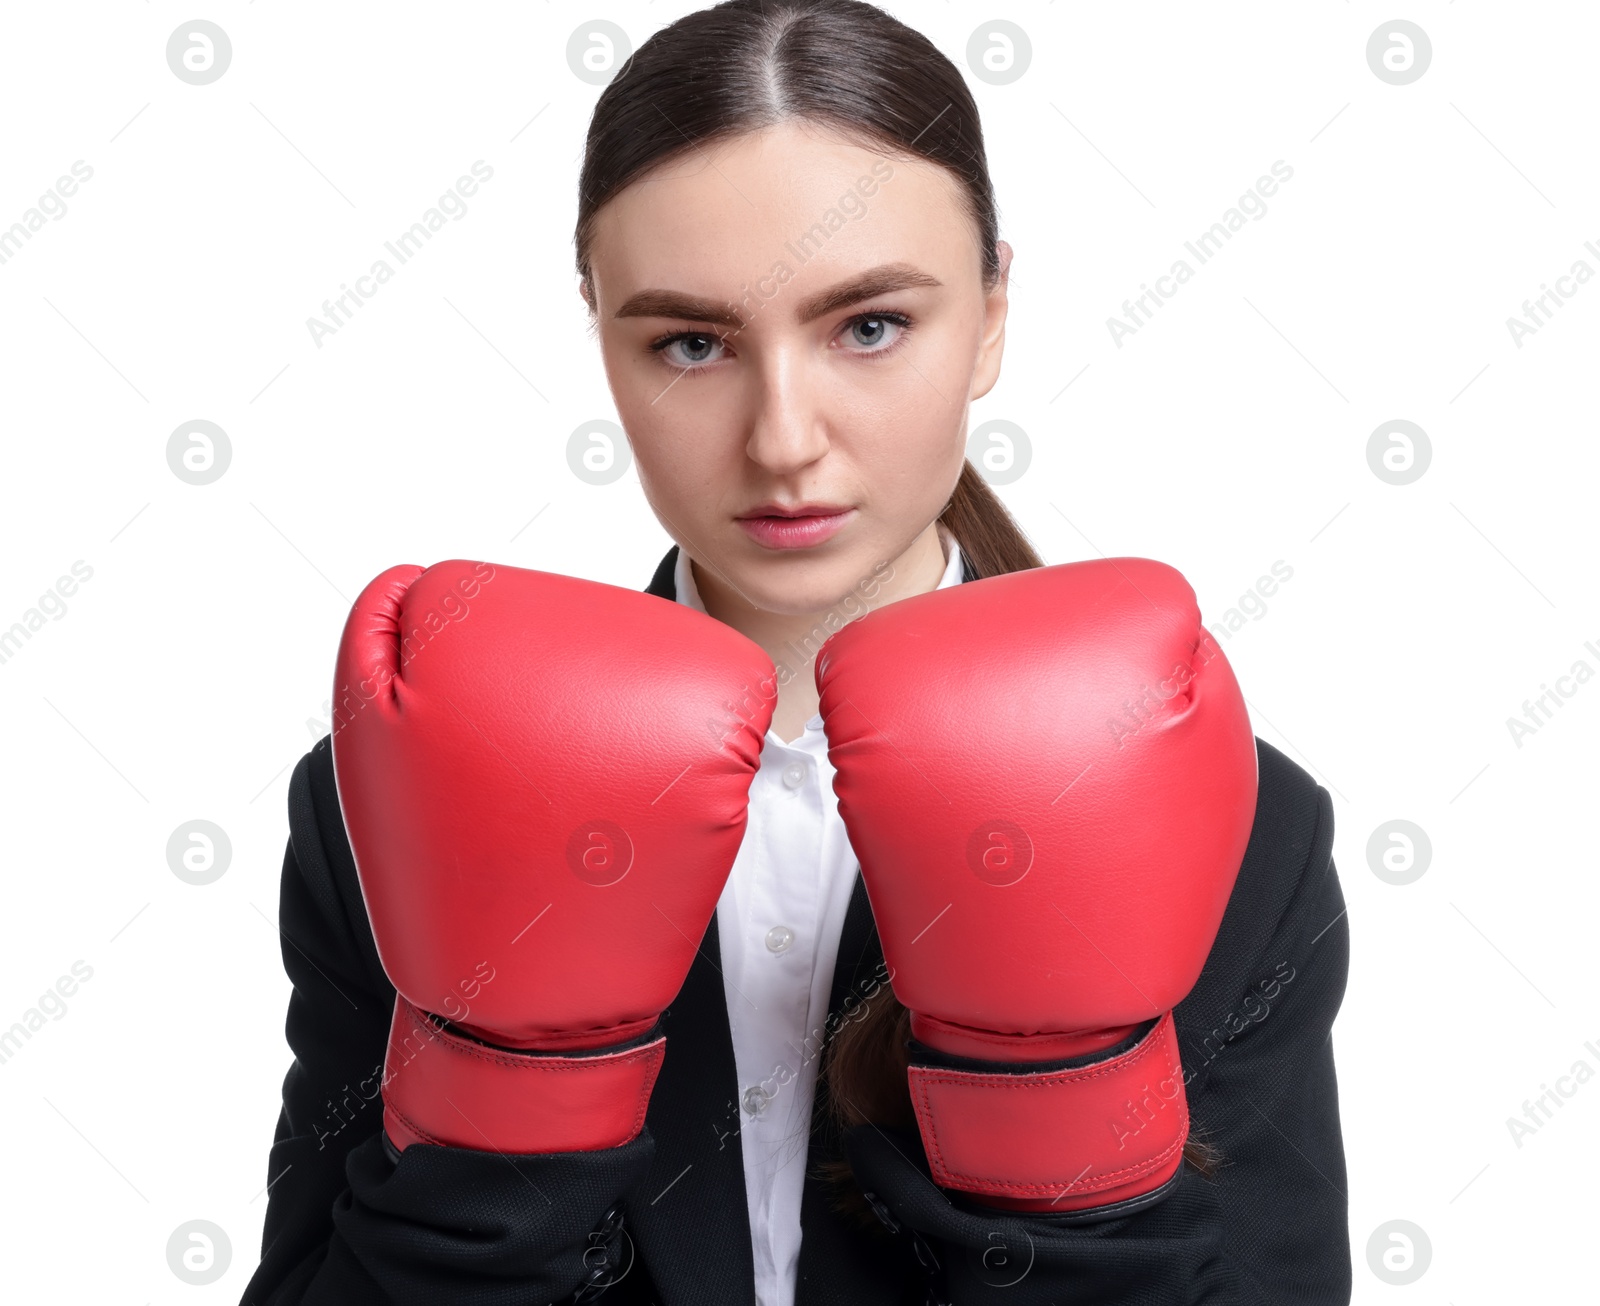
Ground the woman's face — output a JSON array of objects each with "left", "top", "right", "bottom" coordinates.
[{"left": 586, "top": 120, "right": 1009, "bottom": 617}]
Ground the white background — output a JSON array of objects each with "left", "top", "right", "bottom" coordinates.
[{"left": 0, "top": 2, "right": 1594, "bottom": 1301}]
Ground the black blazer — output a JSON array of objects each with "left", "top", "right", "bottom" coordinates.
[{"left": 241, "top": 547, "right": 1352, "bottom": 1305}]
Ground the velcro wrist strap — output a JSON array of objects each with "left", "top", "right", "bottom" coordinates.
[
  {"left": 906, "top": 1010, "right": 1188, "bottom": 1211},
  {"left": 381, "top": 997, "right": 666, "bottom": 1155}
]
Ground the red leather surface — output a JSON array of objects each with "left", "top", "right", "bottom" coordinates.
[
  {"left": 381, "top": 998, "right": 667, "bottom": 1154},
  {"left": 908, "top": 1012, "right": 1187, "bottom": 1210},
  {"left": 816, "top": 558, "right": 1257, "bottom": 1197},
  {"left": 331, "top": 560, "right": 775, "bottom": 1150}
]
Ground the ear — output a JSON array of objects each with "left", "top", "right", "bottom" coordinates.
[{"left": 969, "top": 240, "right": 1012, "bottom": 403}]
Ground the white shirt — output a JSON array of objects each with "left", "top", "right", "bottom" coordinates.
[{"left": 671, "top": 529, "right": 966, "bottom": 1306}]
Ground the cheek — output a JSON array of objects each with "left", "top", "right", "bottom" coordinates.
[
  {"left": 859, "top": 310, "right": 981, "bottom": 437},
  {"left": 846, "top": 408, "right": 965, "bottom": 531},
  {"left": 853, "top": 363, "right": 968, "bottom": 478},
  {"left": 622, "top": 421, "right": 687, "bottom": 502},
  {"left": 598, "top": 331, "right": 655, "bottom": 407},
  {"left": 613, "top": 401, "right": 741, "bottom": 520},
  {"left": 600, "top": 331, "right": 735, "bottom": 443},
  {"left": 596, "top": 337, "right": 677, "bottom": 478}
]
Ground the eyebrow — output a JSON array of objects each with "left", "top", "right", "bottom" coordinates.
[{"left": 611, "top": 262, "right": 943, "bottom": 330}]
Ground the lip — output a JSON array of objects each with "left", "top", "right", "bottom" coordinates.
[{"left": 735, "top": 504, "right": 855, "bottom": 551}]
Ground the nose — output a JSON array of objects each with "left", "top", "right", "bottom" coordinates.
[{"left": 743, "top": 344, "right": 830, "bottom": 476}]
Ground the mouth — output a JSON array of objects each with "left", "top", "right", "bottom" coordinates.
[{"left": 734, "top": 503, "right": 856, "bottom": 551}]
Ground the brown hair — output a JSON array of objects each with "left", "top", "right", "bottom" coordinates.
[{"left": 575, "top": 0, "right": 1217, "bottom": 1222}]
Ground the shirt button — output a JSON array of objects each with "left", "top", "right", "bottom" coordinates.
[
  {"left": 765, "top": 925, "right": 794, "bottom": 954},
  {"left": 742, "top": 1085, "right": 771, "bottom": 1116},
  {"left": 781, "top": 760, "right": 806, "bottom": 789}
]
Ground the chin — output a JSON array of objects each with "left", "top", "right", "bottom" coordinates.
[{"left": 736, "top": 549, "right": 891, "bottom": 618}]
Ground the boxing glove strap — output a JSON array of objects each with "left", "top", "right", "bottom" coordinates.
[
  {"left": 905, "top": 1010, "right": 1188, "bottom": 1212},
  {"left": 381, "top": 997, "right": 666, "bottom": 1155}
]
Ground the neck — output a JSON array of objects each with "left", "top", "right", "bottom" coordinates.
[{"left": 693, "top": 523, "right": 950, "bottom": 742}]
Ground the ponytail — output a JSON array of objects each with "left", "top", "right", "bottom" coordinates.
[{"left": 935, "top": 460, "right": 1045, "bottom": 579}]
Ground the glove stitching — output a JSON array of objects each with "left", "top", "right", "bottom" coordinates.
[
  {"left": 915, "top": 1111, "right": 1189, "bottom": 1196},
  {"left": 908, "top": 1015, "right": 1191, "bottom": 1196},
  {"left": 387, "top": 1007, "right": 666, "bottom": 1148},
  {"left": 399, "top": 1000, "right": 667, "bottom": 1073},
  {"left": 384, "top": 1100, "right": 448, "bottom": 1149},
  {"left": 907, "top": 1010, "right": 1172, "bottom": 1091},
  {"left": 426, "top": 1031, "right": 667, "bottom": 1074}
]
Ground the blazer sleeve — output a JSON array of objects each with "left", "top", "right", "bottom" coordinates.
[
  {"left": 239, "top": 737, "right": 658, "bottom": 1305},
  {"left": 842, "top": 747, "right": 1353, "bottom": 1305}
]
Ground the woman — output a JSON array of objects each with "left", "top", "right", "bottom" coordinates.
[{"left": 241, "top": 2, "right": 1350, "bottom": 1303}]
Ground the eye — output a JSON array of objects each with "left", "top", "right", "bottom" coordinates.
[
  {"left": 650, "top": 330, "right": 729, "bottom": 371},
  {"left": 838, "top": 310, "right": 911, "bottom": 354}
]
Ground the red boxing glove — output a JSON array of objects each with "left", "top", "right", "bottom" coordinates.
[
  {"left": 816, "top": 558, "right": 1257, "bottom": 1216},
  {"left": 332, "top": 560, "right": 774, "bottom": 1156}
]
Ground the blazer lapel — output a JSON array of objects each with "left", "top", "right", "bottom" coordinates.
[
  {"left": 626, "top": 548, "right": 757, "bottom": 1304},
  {"left": 643, "top": 545, "right": 679, "bottom": 605},
  {"left": 794, "top": 547, "right": 975, "bottom": 1302},
  {"left": 793, "top": 871, "right": 914, "bottom": 1305},
  {"left": 628, "top": 545, "right": 971, "bottom": 1304},
  {"left": 627, "top": 905, "right": 760, "bottom": 1304}
]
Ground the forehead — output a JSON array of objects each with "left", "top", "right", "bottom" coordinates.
[{"left": 588, "top": 120, "right": 976, "bottom": 304}]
